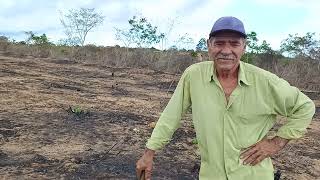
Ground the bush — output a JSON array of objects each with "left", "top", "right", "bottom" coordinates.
[{"left": 0, "top": 35, "right": 10, "bottom": 51}]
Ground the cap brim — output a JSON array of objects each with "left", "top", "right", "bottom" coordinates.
[{"left": 209, "top": 29, "right": 247, "bottom": 38}]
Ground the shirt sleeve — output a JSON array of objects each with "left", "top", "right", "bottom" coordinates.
[
  {"left": 146, "top": 68, "right": 191, "bottom": 150},
  {"left": 269, "top": 77, "right": 316, "bottom": 139}
]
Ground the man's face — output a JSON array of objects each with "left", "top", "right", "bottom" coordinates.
[{"left": 207, "top": 31, "right": 246, "bottom": 71}]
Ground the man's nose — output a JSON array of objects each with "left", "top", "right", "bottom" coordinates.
[{"left": 220, "top": 45, "right": 232, "bottom": 54}]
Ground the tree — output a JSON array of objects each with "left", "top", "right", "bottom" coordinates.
[
  {"left": 60, "top": 8, "right": 105, "bottom": 46},
  {"left": 173, "top": 33, "right": 194, "bottom": 50},
  {"left": 115, "top": 16, "right": 165, "bottom": 48},
  {"left": 246, "top": 31, "right": 259, "bottom": 54},
  {"left": 196, "top": 38, "right": 207, "bottom": 51},
  {"left": 0, "top": 35, "right": 9, "bottom": 42},
  {"left": 0, "top": 35, "right": 10, "bottom": 51},
  {"left": 168, "top": 45, "right": 178, "bottom": 51},
  {"left": 24, "top": 31, "right": 52, "bottom": 45},
  {"left": 241, "top": 31, "right": 275, "bottom": 64},
  {"left": 280, "top": 32, "right": 320, "bottom": 59},
  {"left": 259, "top": 40, "right": 273, "bottom": 53}
]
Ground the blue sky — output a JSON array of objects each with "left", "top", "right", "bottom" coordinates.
[{"left": 0, "top": 0, "right": 319, "bottom": 50}]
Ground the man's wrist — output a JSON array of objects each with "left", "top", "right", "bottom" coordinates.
[
  {"left": 144, "top": 148, "right": 155, "bottom": 157},
  {"left": 272, "top": 136, "right": 290, "bottom": 148}
]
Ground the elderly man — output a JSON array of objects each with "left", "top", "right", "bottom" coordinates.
[{"left": 136, "top": 16, "right": 315, "bottom": 180}]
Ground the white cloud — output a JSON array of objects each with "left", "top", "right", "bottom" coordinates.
[
  {"left": 254, "top": 0, "right": 320, "bottom": 33},
  {"left": 173, "top": 0, "right": 233, "bottom": 37},
  {"left": 292, "top": 4, "right": 320, "bottom": 34},
  {"left": 0, "top": 0, "right": 242, "bottom": 48},
  {"left": 129, "top": 0, "right": 233, "bottom": 48},
  {"left": 254, "top": 0, "right": 317, "bottom": 8},
  {"left": 0, "top": 0, "right": 15, "bottom": 9},
  {"left": 1, "top": 0, "right": 320, "bottom": 50}
]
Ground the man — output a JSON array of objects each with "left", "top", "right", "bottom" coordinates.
[{"left": 136, "top": 16, "right": 315, "bottom": 180}]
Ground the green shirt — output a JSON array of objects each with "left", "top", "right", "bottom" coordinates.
[{"left": 146, "top": 61, "right": 315, "bottom": 180}]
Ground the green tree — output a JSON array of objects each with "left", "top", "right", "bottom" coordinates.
[
  {"left": 246, "top": 31, "right": 259, "bottom": 53},
  {"left": 196, "top": 38, "right": 207, "bottom": 51},
  {"left": 60, "top": 8, "right": 105, "bottom": 46},
  {"left": 259, "top": 40, "right": 273, "bottom": 53},
  {"left": 241, "top": 31, "right": 274, "bottom": 64},
  {"left": 115, "top": 16, "right": 165, "bottom": 48},
  {"left": 24, "top": 31, "right": 52, "bottom": 45},
  {"left": 280, "top": 32, "right": 320, "bottom": 59}
]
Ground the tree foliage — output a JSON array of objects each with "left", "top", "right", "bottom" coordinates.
[
  {"left": 115, "top": 16, "right": 165, "bottom": 48},
  {"left": 280, "top": 32, "right": 320, "bottom": 59},
  {"left": 241, "top": 31, "right": 274, "bottom": 64},
  {"left": 0, "top": 35, "right": 9, "bottom": 42},
  {"left": 246, "top": 31, "right": 272, "bottom": 54},
  {"left": 60, "top": 8, "right": 105, "bottom": 46},
  {"left": 246, "top": 31, "right": 259, "bottom": 53},
  {"left": 196, "top": 38, "right": 207, "bottom": 51},
  {"left": 24, "top": 31, "right": 52, "bottom": 45}
]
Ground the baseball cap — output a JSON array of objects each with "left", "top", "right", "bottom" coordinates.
[{"left": 209, "top": 16, "right": 246, "bottom": 38}]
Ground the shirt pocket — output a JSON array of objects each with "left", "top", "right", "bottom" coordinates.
[
  {"left": 236, "top": 102, "right": 273, "bottom": 148},
  {"left": 238, "top": 98, "right": 272, "bottom": 124}
]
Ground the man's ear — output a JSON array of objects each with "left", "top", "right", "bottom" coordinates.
[
  {"left": 241, "top": 44, "right": 246, "bottom": 56},
  {"left": 242, "top": 39, "right": 247, "bottom": 52},
  {"left": 207, "top": 39, "right": 210, "bottom": 48},
  {"left": 243, "top": 39, "right": 247, "bottom": 49}
]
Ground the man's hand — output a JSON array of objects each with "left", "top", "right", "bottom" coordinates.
[
  {"left": 240, "top": 136, "right": 289, "bottom": 166},
  {"left": 136, "top": 148, "right": 155, "bottom": 180}
]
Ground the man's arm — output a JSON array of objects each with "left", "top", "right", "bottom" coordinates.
[
  {"left": 241, "top": 77, "right": 315, "bottom": 166},
  {"left": 270, "top": 77, "right": 315, "bottom": 139},
  {"left": 145, "top": 68, "right": 192, "bottom": 150},
  {"left": 136, "top": 68, "right": 192, "bottom": 179}
]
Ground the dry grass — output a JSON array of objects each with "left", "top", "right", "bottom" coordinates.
[
  {"left": 0, "top": 42, "right": 319, "bottom": 91},
  {"left": 255, "top": 53, "right": 320, "bottom": 91},
  {"left": 0, "top": 54, "right": 318, "bottom": 179}
]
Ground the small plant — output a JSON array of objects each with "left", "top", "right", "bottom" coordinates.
[
  {"left": 69, "top": 106, "right": 87, "bottom": 116},
  {"left": 191, "top": 138, "right": 198, "bottom": 145},
  {"left": 190, "top": 51, "right": 198, "bottom": 57}
]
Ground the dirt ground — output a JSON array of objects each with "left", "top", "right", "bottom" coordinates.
[{"left": 0, "top": 53, "right": 319, "bottom": 180}]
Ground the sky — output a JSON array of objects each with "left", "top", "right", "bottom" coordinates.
[{"left": 0, "top": 0, "right": 320, "bottom": 50}]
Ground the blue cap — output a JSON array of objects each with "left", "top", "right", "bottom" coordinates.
[{"left": 209, "top": 16, "right": 246, "bottom": 38}]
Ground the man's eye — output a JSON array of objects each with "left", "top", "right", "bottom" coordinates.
[
  {"left": 230, "top": 42, "right": 240, "bottom": 46},
  {"left": 214, "top": 42, "right": 223, "bottom": 45}
]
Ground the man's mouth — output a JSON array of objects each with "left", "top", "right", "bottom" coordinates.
[{"left": 216, "top": 58, "right": 234, "bottom": 61}]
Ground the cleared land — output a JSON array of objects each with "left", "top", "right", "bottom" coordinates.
[{"left": 0, "top": 54, "right": 319, "bottom": 179}]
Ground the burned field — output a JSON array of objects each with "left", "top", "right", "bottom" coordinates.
[{"left": 0, "top": 55, "right": 319, "bottom": 179}]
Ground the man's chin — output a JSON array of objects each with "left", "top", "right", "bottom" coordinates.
[
  {"left": 215, "top": 63, "right": 238, "bottom": 71},
  {"left": 214, "top": 60, "right": 239, "bottom": 69}
]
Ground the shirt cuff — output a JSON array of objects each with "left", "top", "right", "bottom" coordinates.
[{"left": 276, "top": 127, "right": 307, "bottom": 139}]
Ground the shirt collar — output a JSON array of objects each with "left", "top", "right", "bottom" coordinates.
[{"left": 208, "top": 61, "right": 250, "bottom": 86}]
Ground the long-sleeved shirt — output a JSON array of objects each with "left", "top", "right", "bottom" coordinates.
[{"left": 146, "top": 61, "right": 315, "bottom": 180}]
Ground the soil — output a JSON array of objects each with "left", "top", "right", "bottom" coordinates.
[{"left": 0, "top": 54, "right": 319, "bottom": 179}]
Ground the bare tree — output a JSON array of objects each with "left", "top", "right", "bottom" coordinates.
[
  {"left": 173, "top": 33, "right": 194, "bottom": 50},
  {"left": 60, "top": 8, "right": 105, "bottom": 46}
]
